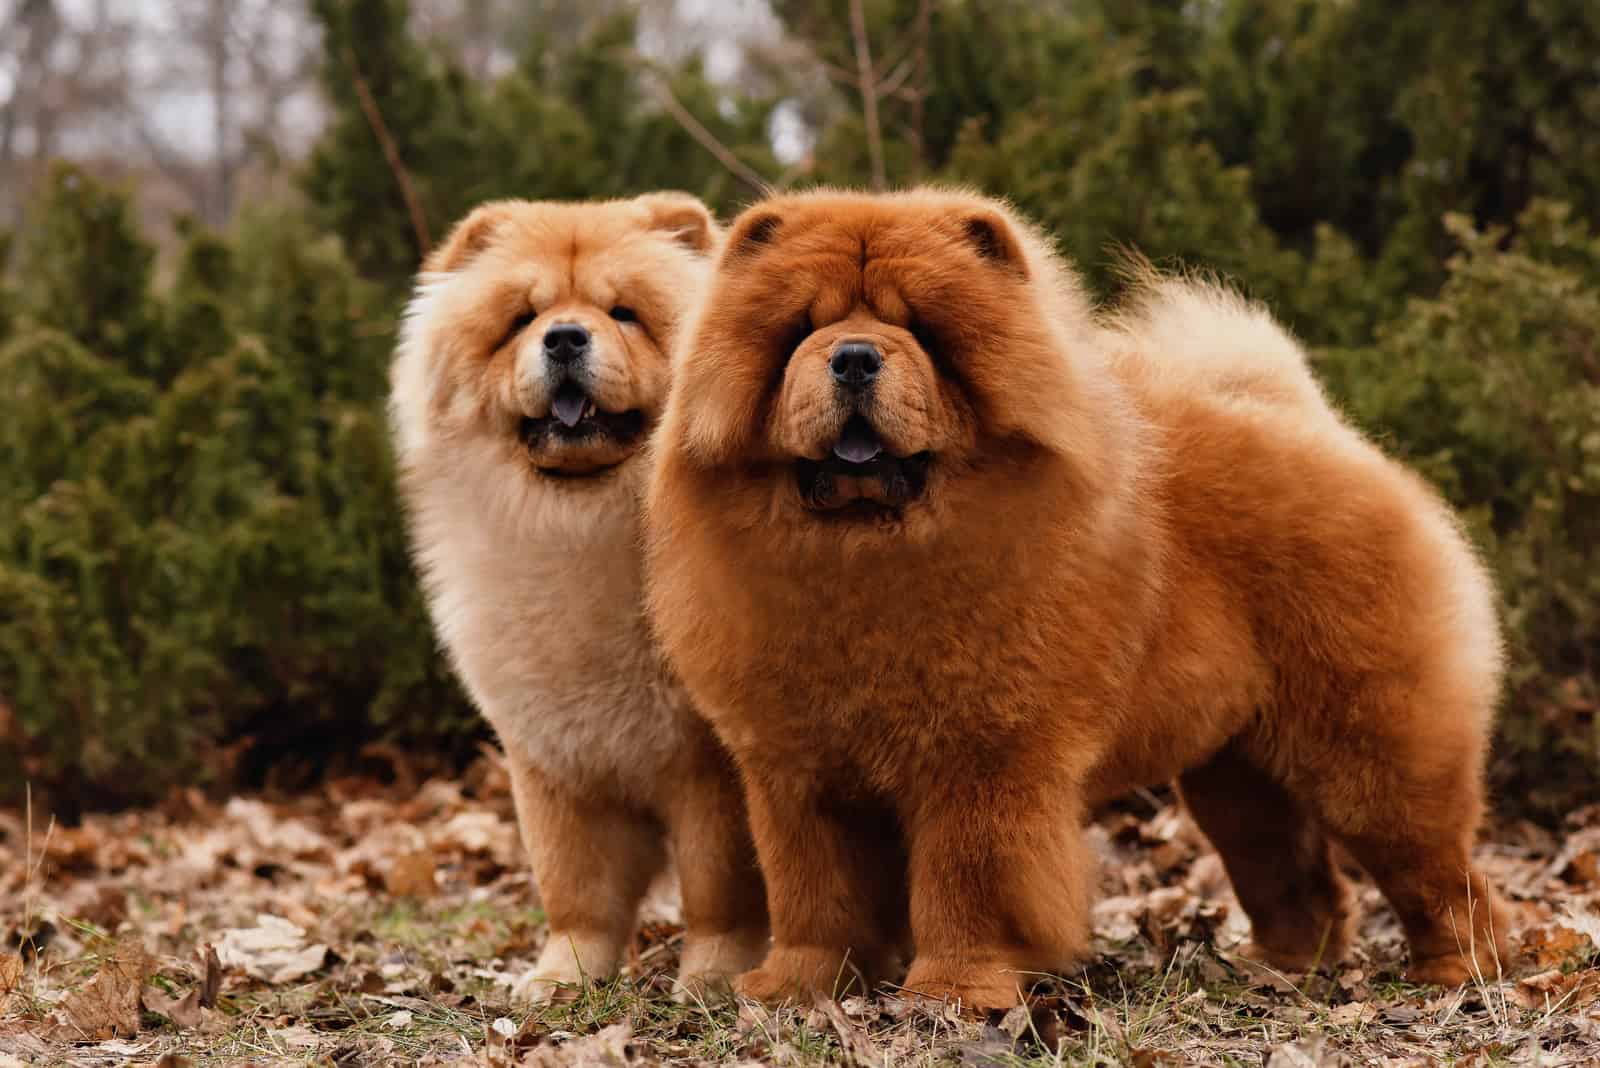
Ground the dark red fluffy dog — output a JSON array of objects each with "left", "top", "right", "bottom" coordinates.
[{"left": 645, "top": 188, "right": 1509, "bottom": 1009}]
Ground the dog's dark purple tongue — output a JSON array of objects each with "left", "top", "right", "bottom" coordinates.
[
  {"left": 551, "top": 382, "right": 589, "bottom": 428},
  {"left": 833, "top": 415, "right": 882, "bottom": 464}
]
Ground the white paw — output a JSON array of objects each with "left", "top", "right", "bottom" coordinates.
[
  {"left": 671, "top": 967, "right": 738, "bottom": 1006},
  {"left": 673, "top": 929, "right": 769, "bottom": 1004},
  {"left": 510, "top": 931, "right": 620, "bottom": 1005},
  {"left": 511, "top": 967, "right": 581, "bottom": 1006}
]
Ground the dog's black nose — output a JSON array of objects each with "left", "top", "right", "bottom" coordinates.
[
  {"left": 543, "top": 323, "right": 590, "bottom": 364},
  {"left": 829, "top": 341, "right": 881, "bottom": 390}
]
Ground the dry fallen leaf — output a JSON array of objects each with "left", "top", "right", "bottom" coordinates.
[
  {"left": 0, "top": 953, "right": 22, "bottom": 1009},
  {"left": 1266, "top": 1036, "right": 1348, "bottom": 1067},
  {"left": 225, "top": 798, "right": 330, "bottom": 859},
  {"left": 141, "top": 983, "right": 203, "bottom": 1030},
  {"left": 384, "top": 849, "right": 438, "bottom": 899},
  {"left": 1522, "top": 923, "right": 1595, "bottom": 970},
  {"left": 518, "top": 1022, "right": 643, "bottom": 1068},
  {"left": 1325, "top": 1001, "right": 1377, "bottom": 1027},
  {"left": 1092, "top": 894, "right": 1143, "bottom": 943},
  {"left": 48, "top": 938, "right": 149, "bottom": 1041},
  {"left": 821, "top": 998, "right": 883, "bottom": 1068},
  {"left": 87, "top": 1039, "right": 153, "bottom": 1057},
  {"left": 1508, "top": 967, "right": 1600, "bottom": 1011},
  {"left": 270, "top": 1024, "right": 321, "bottom": 1049},
  {"left": 216, "top": 914, "right": 329, "bottom": 983},
  {"left": 198, "top": 943, "right": 221, "bottom": 1008}
]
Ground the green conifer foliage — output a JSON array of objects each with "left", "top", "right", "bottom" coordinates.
[
  {"left": 0, "top": 176, "right": 470, "bottom": 811},
  {"left": 17, "top": 165, "right": 162, "bottom": 375},
  {"left": 1320, "top": 206, "right": 1600, "bottom": 801},
  {"left": 3, "top": 1, "right": 1598, "bottom": 810}
]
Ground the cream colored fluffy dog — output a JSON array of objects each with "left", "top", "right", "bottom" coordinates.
[{"left": 390, "top": 194, "right": 767, "bottom": 1004}]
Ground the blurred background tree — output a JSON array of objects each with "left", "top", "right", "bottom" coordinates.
[{"left": 0, "top": 0, "right": 1595, "bottom": 816}]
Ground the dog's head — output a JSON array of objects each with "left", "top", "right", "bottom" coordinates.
[
  {"left": 392, "top": 193, "right": 718, "bottom": 483},
  {"left": 656, "top": 188, "right": 1108, "bottom": 543}
]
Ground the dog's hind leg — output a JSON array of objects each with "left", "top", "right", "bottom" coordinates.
[{"left": 1178, "top": 742, "right": 1351, "bottom": 971}]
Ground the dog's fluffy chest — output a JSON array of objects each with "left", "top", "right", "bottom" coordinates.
[{"left": 415, "top": 476, "right": 693, "bottom": 802}]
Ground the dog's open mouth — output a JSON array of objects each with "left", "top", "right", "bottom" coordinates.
[
  {"left": 795, "top": 415, "right": 931, "bottom": 515},
  {"left": 518, "top": 382, "right": 647, "bottom": 476}
]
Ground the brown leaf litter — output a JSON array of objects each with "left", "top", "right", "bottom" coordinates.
[{"left": 2, "top": 761, "right": 1599, "bottom": 1066}]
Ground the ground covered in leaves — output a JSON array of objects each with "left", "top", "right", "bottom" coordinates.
[{"left": 4, "top": 752, "right": 1600, "bottom": 1067}]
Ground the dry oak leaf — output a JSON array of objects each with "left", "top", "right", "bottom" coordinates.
[
  {"left": 1325, "top": 1000, "right": 1378, "bottom": 1027},
  {"left": 821, "top": 998, "right": 883, "bottom": 1068},
  {"left": 384, "top": 849, "right": 439, "bottom": 899},
  {"left": 269, "top": 1024, "right": 322, "bottom": 1050},
  {"left": 224, "top": 797, "right": 330, "bottom": 858},
  {"left": 48, "top": 938, "right": 149, "bottom": 1041},
  {"left": 215, "top": 914, "right": 329, "bottom": 983},
  {"left": 434, "top": 810, "right": 516, "bottom": 858},
  {"left": 141, "top": 984, "right": 202, "bottom": 1030},
  {"left": 0, "top": 954, "right": 21, "bottom": 1009},
  {"left": 1521, "top": 922, "right": 1595, "bottom": 971},
  {"left": 1265, "top": 1036, "right": 1350, "bottom": 1067},
  {"left": 1508, "top": 967, "right": 1600, "bottom": 1011},
  {"left": 198, "top": 943, "right": 221, "bottom": 1007},
  {"left": 518, "top": 1022, "right": 653, "bottom": 1068}
]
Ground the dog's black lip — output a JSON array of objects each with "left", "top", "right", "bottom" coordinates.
[
  {"left": 517, "top": 407, "right": 647, "bottom": 447},
  {"left": 794, "top": 449, "right": 933, "bottom": 512},
  {"left": 535, "top": 461, "right": 623, "bottom": 480}
]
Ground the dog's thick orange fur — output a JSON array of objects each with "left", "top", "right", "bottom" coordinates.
[
  {"left": 645, "top": 188, "right": 1509, "bottom": 1010},
  {"left": 391, "top": 195, "right": 766, "bottom": 1003}
]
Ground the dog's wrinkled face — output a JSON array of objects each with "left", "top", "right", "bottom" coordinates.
[
  {"left": 395, "top": 194, "right": 716, "bottom": 480},
  {"left": 665, "top": 190, "right": 1079, "bottom": 532}
]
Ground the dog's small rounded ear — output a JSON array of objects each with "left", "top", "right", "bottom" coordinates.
[
  {"left": 425, "top": 202, "right": 512, "bottom": 273},
  {"left": 959, "top": 208, "right": 1028, "bottom": 277},
  {"left": 726, "top": 209, "right": 783, "bottom": 258},
  {"left": 637, "top": 191, "right": 717, "bottom": 254}
]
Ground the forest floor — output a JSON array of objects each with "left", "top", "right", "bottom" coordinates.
[{"left": 4, "top": 749, "right": 1599, "bottom": 1067}]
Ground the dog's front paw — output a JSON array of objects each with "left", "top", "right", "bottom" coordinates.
[
  {"left": 510, "top": 930, "right": 620, "bottom": 1006},
  {"left": 674, "top": 928, "right": 769, "bottom": 1005},
  {"left": 511, "top": 967, "right": 582, "bottom": 1006},
  {"left": 734, "top": 945, "right": 869, "bottom": 1004},
  {"left": 900, "top": 957, "right": 1027, "bottom": 1013}
]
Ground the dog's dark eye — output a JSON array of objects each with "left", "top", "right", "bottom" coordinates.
[
  {"left": 500, "top": 309, "right": 537, "bottom": 349},
  {"left": 910, "top": 318, "right": 941, "bottom": 361},
  {"left": 910, "top": 317, "right": 963, "bottom": 384},
  {"left": 610, "top": 306, "right": 637, "bottom": 323},
  {"left": 777, "top": 314, "right": 812, "bottom": 363}
]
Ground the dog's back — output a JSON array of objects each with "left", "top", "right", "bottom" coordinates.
[{"left": 1106, "top": 274, "right": 1331, "bottom": 415}]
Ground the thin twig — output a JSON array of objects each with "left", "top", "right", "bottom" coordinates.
[
  {"left": 849, "top": 0, "right": 887, "bottom": 191},
  {"left": 341, "top": 44, "right": 431, "bottom": 258},
  {"left": 875, "top": 55, "right": 917, "bottom": 99},
  {"left": 649, "top": 73, "right": 773, "bottom": 197},
  {"left": 909, "top": 0, "right": 932, "bottom": 176},
  {"left": 815, "top": 55, "right": 862, "bottom": 89}
]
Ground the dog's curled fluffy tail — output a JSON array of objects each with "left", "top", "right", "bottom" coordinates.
[{"left": 1105, "top": 268, "right": 1331, "bottom": 416}]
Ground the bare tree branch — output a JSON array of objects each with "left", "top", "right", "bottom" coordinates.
[
  {"left": 126, "top": 118, "right": 212, "bottom": 206},
  {"left": 869, "top": 14, "right": 925, "bottom": 89},
  {"left": 814, "top": 55, "right": 860, "bottom": 89},
  {"left": 875, "top": 54, "right": 917, "bottom": 98},
  {"left": 818, "top": 49, "right": 914, "bottom": 99},
  {"left": 909, "top": 0, "right": 932, "bottom": 176},
  {"left": 648, "top": 72, "right": 773, "bottom": 198},
  {"left": 205, "top": 0, "right": 234, "bottom": 224},
  {"left": 341, "top": 44, "right": 432, "bottom": 258},
  {"left": 849, "top": 0, "right": 886, "bottom": 191}
]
